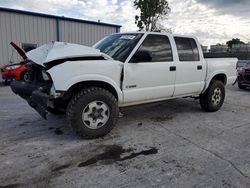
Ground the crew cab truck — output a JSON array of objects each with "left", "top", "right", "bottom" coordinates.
[{"left": 10, "top": 32, "right": 237, "bottom": 138}]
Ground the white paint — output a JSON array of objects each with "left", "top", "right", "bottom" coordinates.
[
  {"left": 26, "top": 41, "right": 111, "bottom": 66},
  {"left": 47, "top": 59, "right": 123, "bottom": 103},
  {"left": 170, "top": 36, "right": 207, "bottom": 96},
  {"left": 203, "top": 58, "right": 238, "bottom": 92}
]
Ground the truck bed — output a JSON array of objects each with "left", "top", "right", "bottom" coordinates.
[{"left": 205, "top": 58, "right": 237, "bottom": 86}]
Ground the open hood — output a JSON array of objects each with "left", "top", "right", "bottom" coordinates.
[
  {"left": 26, "top": 41, "right": 112, "bottom": 67},
  {"left": 10, "top": 42, "right": 27, "bottom": 60}
]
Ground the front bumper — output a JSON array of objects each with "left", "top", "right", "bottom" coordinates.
[
  {"left": 10, "top": 81, "right": 49, "bottom": 119},
  {"left": 1, "top": 68, "right": 16, "bottom": 80},
  {"left": 1, "top": 67, "right": 9, "bottom": 82}
]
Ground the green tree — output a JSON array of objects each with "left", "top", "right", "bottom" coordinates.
[
  {"left": 226, "top": 38, "right": 245, "bottom": 48},
  {"left": 134, "top": 0, "right": 171, "bottom": 32}
]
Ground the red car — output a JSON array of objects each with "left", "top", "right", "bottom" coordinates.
[
  {"left": 1, "top": 64, "right": 28, "bottom": 84},
  {"left": 237, "top": 60, "right": 250, "bottom": 89},
  {"left": 1, "top": 42, "right": 28, "bottom": 85}
]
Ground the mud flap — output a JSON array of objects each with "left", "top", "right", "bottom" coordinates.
[{"left": 232, "top": 77, "right": 238, "bottom": 86}]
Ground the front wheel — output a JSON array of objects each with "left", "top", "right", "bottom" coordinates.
[
  {"left": 200, "top": 80, "right": 225, "bottom": 112},
  {"left": 66, "top": 87, "right": 119, "bottom": 139}
]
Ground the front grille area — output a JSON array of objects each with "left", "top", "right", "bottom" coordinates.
[{"left": 244, "top": 75, "right": 250, "bottom": 81}]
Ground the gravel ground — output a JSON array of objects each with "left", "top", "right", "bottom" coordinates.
[{"left": 0, "top": 85, "right": 249, "bottom": 188}]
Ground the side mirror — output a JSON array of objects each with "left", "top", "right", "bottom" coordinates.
[{"left": 131, "top": 50, "right": 152, "bottom": 63}]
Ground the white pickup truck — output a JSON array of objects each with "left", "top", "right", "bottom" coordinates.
[{"left": 11, "top": 32, "right": 237, "bottom": 138}]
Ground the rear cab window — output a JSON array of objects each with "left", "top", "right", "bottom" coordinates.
[{"left": 174, "top": 37, "right": 200, "bottom": 61}]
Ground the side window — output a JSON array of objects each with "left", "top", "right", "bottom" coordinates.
[
  {"left": 174, "top": 37, "right": 200, "bottom": 61},
  {"left": 131, "top": 34, "right": 173, "bottom": 63},
  {"left": 21, "top": 43, "right": 37, "bottom": 52}
]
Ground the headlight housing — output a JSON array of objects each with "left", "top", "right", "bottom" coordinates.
[{"left": 6, "top": 65, "right": 21, "bottom": 70}]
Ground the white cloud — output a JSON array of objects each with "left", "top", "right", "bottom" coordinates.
[
  {"left": 167, "top": 0, "right": 250, "bottom": 46},
  {"left": 0, "top": 0, "right": 250, "bottom": 46}
]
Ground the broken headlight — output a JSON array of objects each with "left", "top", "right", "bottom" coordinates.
[{"left": 42, "top": 70, "right": 51, "bottom": 81}]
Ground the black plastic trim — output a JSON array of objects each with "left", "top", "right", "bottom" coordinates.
[{"left": 44, "top": 56, "right": 106, "bottom": 69}]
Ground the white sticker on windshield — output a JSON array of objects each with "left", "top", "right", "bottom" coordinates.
[{"left": 119, "top": 35, "right": 136, "bottom": 40}]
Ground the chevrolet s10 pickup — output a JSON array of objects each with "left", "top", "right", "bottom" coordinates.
[{"left": 11, "top": 32, "right": 237, "bottom": 138}]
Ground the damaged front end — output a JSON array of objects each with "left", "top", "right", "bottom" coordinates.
[
  {"left": 10, "top": 41, "right": 111, "bottom": 119},
  {"left": 10, "top": 61, "right": 56, "bottom": 119},
  {"left": 9, "top": 41, "right": 55, "bottom": 119}
]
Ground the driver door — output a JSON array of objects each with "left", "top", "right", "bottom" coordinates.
[{"left": 123, "top": 34, "right": 176, "bottom": 104}]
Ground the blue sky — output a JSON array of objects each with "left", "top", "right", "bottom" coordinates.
[{"left": 0, "top": 0, "right": 250, "bottom": 46}]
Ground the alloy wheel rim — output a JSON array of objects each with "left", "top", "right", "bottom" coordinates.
[
  {"left": 82, "top": 101, "right": 110, "bottom": 129},
  {"left": 211, "top": 88, "right": 222, "bottom": 105},
  {"left": 23, "top": 73, "right": 29, "bottom": 82}
]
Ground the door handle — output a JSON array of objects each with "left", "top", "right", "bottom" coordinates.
[
  {"left": 197, "top": 65, "right": 202, "bottom": 70},
  {"left": 169, "top": 66, "right": 176, "bottom": 71}
]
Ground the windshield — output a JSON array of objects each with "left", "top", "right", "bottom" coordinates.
[{"left": 94, "top": 33, "right": 143, "bottom": 62}]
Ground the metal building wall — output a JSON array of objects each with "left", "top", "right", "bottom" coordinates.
[
  {"left": 59, "top": 20, "right": 117, "bottom": 46},
  {"left": 0, "top": 11, "right": 56, "bottom": 65},
  {"left": 0, "top": 8, "right": 121, "bottom": 67}
]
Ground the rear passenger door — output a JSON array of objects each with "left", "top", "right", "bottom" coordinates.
[{"left": 173, "top": 37, "right": 205, "bottom": 96}]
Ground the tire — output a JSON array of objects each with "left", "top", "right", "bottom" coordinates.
[
  {"left": 66, "top": 87, "right": 119, "bottom": 139},
  {"left": 20, "top": 71, "right": 29, "bottom": 82},
  {"left": 200, "top": 80, "right": 225, "bottom": 112},
  {"left": 238, "top": 83, "right": 246, "bottom": 90},
  {"left": 3, "top": 76, "right": 14, "bottom": 85},
  {"left": 3, "top": 80, "right": 10, "bottom": 85}
]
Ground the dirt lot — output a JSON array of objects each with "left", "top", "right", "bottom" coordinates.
[{"left": 0, "top": 85, "right": 249, "bottom": 188}]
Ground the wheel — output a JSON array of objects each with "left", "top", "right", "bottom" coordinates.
[
  {"left": 3, "top": 79, "right": 10, "bottom": 85},
  {"left": 200, "top": 80, "right": 225, "bottom": 112},
  {"left": 66, "top": 87, "right": 119, "bottom": 139},
  {"left": 20, "top": 71, "right": 29, "bottom": 82},
  {"left": 238, "top": 83, "right": 246, "bottom": 90}
]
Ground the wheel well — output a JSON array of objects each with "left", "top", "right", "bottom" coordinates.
[
  {"left": 66, "top": 81, "right": 118, "bottom": 100},
  {"left": 212, "top": 74, "right": 227, "bottom": 85}
]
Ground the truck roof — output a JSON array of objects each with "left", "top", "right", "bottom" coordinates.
[{"left": 114, "top": 31, "right": 198, "bottom": 40}]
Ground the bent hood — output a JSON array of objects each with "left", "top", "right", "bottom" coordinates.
[{"left": 26, "top": 41, "right": 112, "bottom": 67}]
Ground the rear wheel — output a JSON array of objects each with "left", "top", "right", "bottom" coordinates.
[
  {"left": 200, "top": 80, "right": 225, "bottom": 112},
  {"left": 20, "top": 71, "right": 29, "bottom": 82},
  {"left": 66, "top": 87, "right": 119, "bottom": 139}
]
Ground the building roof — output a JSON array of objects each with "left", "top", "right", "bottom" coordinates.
[{"left": 0, "top": 7, "right": 122, "bottom": 28}]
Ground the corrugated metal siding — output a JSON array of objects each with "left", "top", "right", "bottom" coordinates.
[
  {"left": 60, "top": 20, "right": 117, "bottom": 46},
  {"left": 0, "top": 12, "right": 56, "bottom": 66},
  {"left": 0, "top": 10, "right": 119, "bottom": 66}
]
